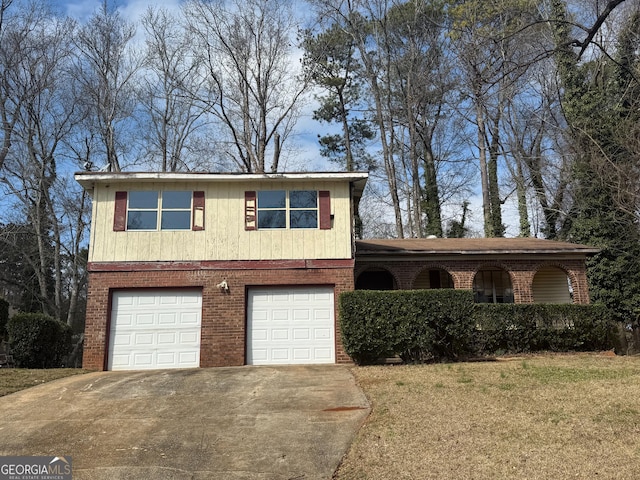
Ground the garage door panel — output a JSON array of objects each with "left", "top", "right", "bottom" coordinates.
[
  {"left": 110, "top": 354, "right": 131, "bottom": 369},
  {"left": 272, "top": 309, "right": 289, "bottom": 321},
  {"left": 247, "top": 287, "right": 335, "bottom": 365},
  {"left": 114, "top": 314, "right": 134, "bottom": 326},
  {"left": 156, "top": 351, "right": 176, "bottom": 364},
  {"left": 159, "top": 295, "right": 179, "bottom": 306},
  {"left": 108, "top": 290, "right": 202, "bottom": 371},
  {"left": 137, "top": 295, "right": 156, "bottom": 306},
  {"left": 314, "top": 309, "right": 330, "bottom": 320},
  {"left": 157, "top": 332, "right": 176, "bottom": 344},
  {"left": 158, "top": 313, "right": 177, "bottom": 325},
  {"left": 178, "top": 331, "right": 199, "bottom": 344},
  {"left": 293, "top": 310, "right": 310, "bottom": 321},
  {"left": 271, "top": 329, "right": 289, "bottom": 340},
  {"left": 292, "top": 292, "right": 310, "bottom": 302},
  {"left": 313, "top": 348, "right": 333, "bottom": 361},
  {"left": 314, "top": 328, "right": 331, "bottom": 340},
  {"left": 132, "top": 352, "right": 153, "bottom": 365},
  {"left": 271, "top": 349, "right": 291, "bottom": 361},
  {"left": 179, "top": 312, "right": 200, "bottom": 325},
  {"left": 252, "top": 329, "right": 268, "bottom": 341},
  {"left": 293, "top": 328, "right": 310, "bottom": 340},
  {"left": 135, "top": 333, "right": 154, "bottom": 345},
  {"left": 135, "top": 314, "right": 154, "bottom": 326}
]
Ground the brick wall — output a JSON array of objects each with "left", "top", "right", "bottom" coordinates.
[
  {"left": 354, "top": 257, "right": 591, "bottom": 304},
  {"left": 83, "top": 261, "right": 354, "bottom": 370}
]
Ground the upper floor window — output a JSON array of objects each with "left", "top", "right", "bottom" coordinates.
[
  {"left": 127, "top": 191, "right": 192, "bottom": 230},
  {"left": 114, "top": 191, "right": 205, "bottom": 231},
  {"left": 257, "top": 190, "right": 318, "bottom": 229}
]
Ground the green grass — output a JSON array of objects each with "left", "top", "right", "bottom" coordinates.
[{"left": 336, "top": 353, "right": 640, "bottom": 480}]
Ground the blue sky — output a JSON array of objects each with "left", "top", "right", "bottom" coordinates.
[{"left": 47, "top": 0, "right": 522, "bottom": 236}]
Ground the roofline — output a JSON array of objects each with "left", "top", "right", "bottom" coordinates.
[
  {"left": 74, "top": 171, "right": 369, "bottom": 191},
  {"left": 355, "top": 247, "right": 600, "bottom": 256}
]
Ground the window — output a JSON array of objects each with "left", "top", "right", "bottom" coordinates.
[
  {"left": 257, "top": 190, "right": 318, "bottom": 229},
  {"left": 116, "top": 191, "right": 197, "bottom": 231},
  {"left": 160, "top": 191, "right": 192, "bottom": 230},
  {"left": 127, "top": 191, "right": 158, "bottom": 230}
]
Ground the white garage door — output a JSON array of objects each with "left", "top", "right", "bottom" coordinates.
[
  {"left": 108, "top": 290, "right": 202, "bottom": 371},
  {"left": 247, "top": 287, "right": 335, "bottom": 365}
]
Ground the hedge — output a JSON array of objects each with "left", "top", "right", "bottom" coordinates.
[
  {"left": 339, "top": 289, "right": 476, "bottom": 364},
  {"left": 474, "top": 303, "right": 615, "bottom": 354},
  {"left": 339, "top": 290, "right": 616, "bottom": 364},
  {"left": 7, "top": 313, "right": 73, "bottom": 368},
  {"left": 0, "top": 298, "right": 8, "bottom": 340}
]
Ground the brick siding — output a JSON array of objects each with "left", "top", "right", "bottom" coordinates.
[
  {"left": 354, "top": 258, "right": 591, "bottom": 304},
  {"left": 83, "top": 261, "right": 354, "bottom": 370}
]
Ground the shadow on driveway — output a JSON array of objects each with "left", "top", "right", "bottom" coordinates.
[{"left": 0, "top": 365, "right": 370, "bottom": 479}]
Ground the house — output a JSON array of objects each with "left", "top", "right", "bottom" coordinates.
[
  {"left": 75, "top": 171, "right": 368, "bottom": 370},
  {"left": 75, "top": 171, "right": 597, "bottom": 371}
]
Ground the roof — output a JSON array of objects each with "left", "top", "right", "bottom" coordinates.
[
  {"left": 74, "top": 171, "right": 369, "bottom": 196},
  {"left": 356, "top": 238, "right": 599, "bottom": 256}
]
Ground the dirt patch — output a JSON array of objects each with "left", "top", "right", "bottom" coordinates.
[{"left": 0, "top": 368, "right": 89, "bottom": 397}]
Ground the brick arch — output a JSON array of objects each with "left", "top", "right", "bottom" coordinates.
[
  {"left": 354, "top": 264, "right": 399, "bottom": 290},
  {"left": 411, "top": 264, "right": 455, "bottom": 289},
  {"left": 531, "top": 262, "right": 579, "bottom": 304},
  {"left": 471, "top": 262, "right": 517, "bottom": 304},
  {"left": 532, "top": 262, "right": 578, "bottom": 289}
]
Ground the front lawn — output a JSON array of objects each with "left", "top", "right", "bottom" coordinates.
[
  {"left": 0, "top": 369, "right": 89, "bottom": 397},
  {"left": 336, "top": 353, "right": 640, "bottom": 480}
]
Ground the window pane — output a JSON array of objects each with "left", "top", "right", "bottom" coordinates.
[
  {"left": 258, "top": 191, "right": 285, "bottom": 208},
  {"left": 127, "top": 211, "right": 157, "bottom": 230},
  {"left": 161, "top": 211, "right": 191, "bottom": 230},
  {"left": 290, "top": 190, "right": 317, "bottom": 208},
  {"left": 163, "top": 191, "right": 191, "bottom": 209},
  {"left": 129, "top": 191, "right": 158, "bottom": 209},
  {"left": 290, "top": 210, "right": 317, "bottom": 229},
  {"left": 258, "top": 210, "right": 286, "bottom": 229}
]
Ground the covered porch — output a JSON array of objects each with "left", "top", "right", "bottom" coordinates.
[{"left": 354, "top": 238, "right": 598, "bottom": 305}]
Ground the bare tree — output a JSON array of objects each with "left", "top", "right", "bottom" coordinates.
[
  {"left": 0, "top": 6, "right": 81, "bottom": 321},
  {"left": 72, "top": 1, "right": 140, "bottom": 172},
  {"left": 184, "top": 0, "right": 308, "bottom": 173},
  {"left": 449, "top": 0, "right": 545, "bottom": 237},
  {"left": 139, "top": 7, "right": 212, "bottom": 172},
  {"left": 0, "top": 0, "right": 23, "bottom": 171}
]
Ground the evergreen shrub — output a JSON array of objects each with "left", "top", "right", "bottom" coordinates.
[
  {"left": 475, "top": 304, "right": 615, "bottom": 354},
  {"left": 0, "top": 298, "right": 8, "bottom": 339},
  {"left": 339, "top": 289, "right": 476, "bottom": 364},
  {"left": 7, "top": 313, "right": 73, "bottom": 368},
  {"left": 340, "top": 291, "right": 615, "bottom": 364}
]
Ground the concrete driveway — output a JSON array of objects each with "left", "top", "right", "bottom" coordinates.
[{"left": 0, "top": 365, "right": 370, "bottom": 479}]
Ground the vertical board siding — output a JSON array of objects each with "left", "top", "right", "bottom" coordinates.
[{"left": 90, "top": 180, "right": 353, "bottom": 262}]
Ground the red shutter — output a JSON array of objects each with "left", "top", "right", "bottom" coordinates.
[
  {"left": 192, "top": 191, "right": 205, "bottom": 231},
  {"left": 113, "top": 191, "right": 127, "bottom": 231},
  {"left": 319, "top": 190, "right": 331, "bottom": 230},
  {"left": 245, "top": 191, "right": 257, "bottom": 230}
]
